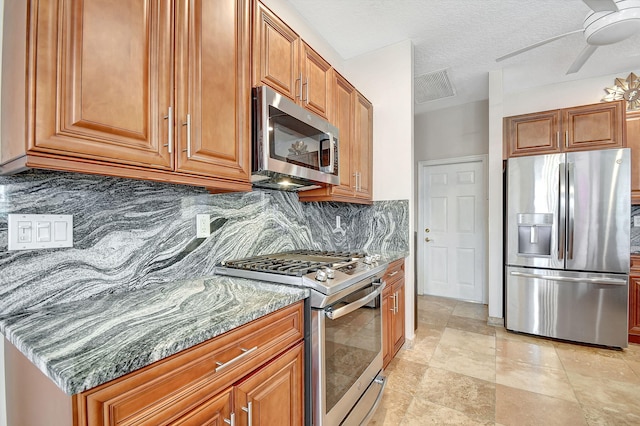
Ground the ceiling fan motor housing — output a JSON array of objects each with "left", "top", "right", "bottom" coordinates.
[{"left": 584, "top": 0, "right": 640, "bottom": 45}]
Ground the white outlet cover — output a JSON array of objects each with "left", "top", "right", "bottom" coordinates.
[
  {"left": 196, "top": 214, "right": 210, "bottom": 238},
  {"left": 635, "top": 216, "right": 640, "bottom": 228}
]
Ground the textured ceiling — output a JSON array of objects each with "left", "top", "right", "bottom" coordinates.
[{"left": 285, "top": 0, "right": 640, "bottom": 114}]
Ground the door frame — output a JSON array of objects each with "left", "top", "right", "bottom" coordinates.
[{"left": 417, "top": 154, "right": 489, "bottom": 303}]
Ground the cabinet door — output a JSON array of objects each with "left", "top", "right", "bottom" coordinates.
[
  {"left": 392, "top": 280, "right": 406, "bottom": 356},
  {"left": 504, "top": 111, "right": 561, "bottom": 157},
  {"left": 563, "top": 101, "right": 624, "bottom": 151},
  {"left": 630, "top": 276, "right": 640, "bottom": 343},
  {"left": 382, "top": 286, "right": 393, "bottom": 369},
  {"left": 300, "top": 42, "right": 331, "bottom": 119},
  {"left": 235, "top": 342, "right": 304, "bottom": 426},
  {"left": 32, "top": 0, "right": 173, "bottom": 169},
  {"left": 354, "top": 91, "right": 373, "bottom": 200},
  {"left": 253, "top": 2, "right": 299, "bottom": 101},
  {"left": 175, "top": 0, "right": 250, "bottom": 182},
  {"left": 172, "top": 388, "right": 233, "bottom": 426},
  {"left": 626, "top": 112, "right": 640, "bottom": 203},
  {"left": 331, "top": 71, "right": 356, "bottom": 196}
]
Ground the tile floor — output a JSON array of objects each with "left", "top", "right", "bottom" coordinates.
[{"left": 367, "top": 295, "right": 640, "bottom": 425}]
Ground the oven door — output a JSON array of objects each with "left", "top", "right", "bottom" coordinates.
[{"left": 312, "top": 280, "right": 385, "bottom": 425}]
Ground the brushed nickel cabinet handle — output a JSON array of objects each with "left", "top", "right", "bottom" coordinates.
[
  {"left": 242, "top": 402, "right": 253, "bottom": 426},
  {"left": 182, "top": 114, "right": 191, "bottom": 158},
  {"left": 215, "top": 346, "right": 258, "bottom": 372},
  {"left": 224, "top": 413, "right": 235, "bottom": 426},
  {"left": 163, "top": 106, "right": 173, "bottom": 154}
]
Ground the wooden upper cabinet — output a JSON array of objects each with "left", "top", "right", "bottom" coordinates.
[
  {"left": 563, "top": 102, "right": 624, "bottom": 151},
  {"left": 504, "top": 111, "right": 561, "bottom": 157},
  {"left": 253, "top": 1, "right": 300, "bottom": 101},
  {"left": 298, "top": 71, "right": 373, "bottom": 204},
  {"left": 504, "top": 100, "right": 625, "bottom": 158},
  {"left": 627, "top": 111, "right": 640, "bottom": 203},
  {"left": 253, "top": 1, "right": 331, "bottom": 120},
  {"left": 354, "top": 91, "right": 373, "bottom": 199},
  {"left": 175, "top": 0, "right": 251, "bottom": 182},
  {"left": 300, "top": 42, "right": 331, "bottom": 119},
  {"left": 1, "top": 0, "right": 251, "bottom": 192},
  {"left": 32, "top": 0, "right": 173, "bottom": 169}
]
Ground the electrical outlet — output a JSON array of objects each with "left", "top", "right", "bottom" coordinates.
[
  {"left": 635, "top": 216, "right": 640, "bottom": 228},
  {"left": 196, "top": 214, "right": 210, "bottom": 238}
]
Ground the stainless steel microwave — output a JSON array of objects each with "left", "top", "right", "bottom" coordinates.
[{"left": 252, "top": 85, "right": 339, "bottom": 191}]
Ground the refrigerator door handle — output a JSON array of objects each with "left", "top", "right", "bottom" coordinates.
[
  {"left": 567, "top": 162, "right": 575, "bottom": 260},
  {"left": 558, "top": 163, "right": 566, "bottom": 261},
  {"left": 509, "top": 271, "right": 626, "bottom": 285}
]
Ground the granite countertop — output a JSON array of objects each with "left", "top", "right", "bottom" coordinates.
[{"left": 0, "top": 276, "right": 308, "bottom": 395}]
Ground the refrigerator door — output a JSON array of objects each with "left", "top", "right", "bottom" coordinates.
[
  {"left": 566, "top": 148, "right": 630, "bottom": 274},
  {"left": 506, "top": 266, "right": 628, "bottom": 348},
  {"left": 506, "top": 154, "right": 565, "bottom": 269}
]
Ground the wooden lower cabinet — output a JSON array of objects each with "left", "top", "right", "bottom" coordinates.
[
  {"left": 630, "top": 255, "right": 640, "bottom": 344},
  {"left": 5, "top": 302, "right": 304, "bottom": 426},
  {"left": 382, "top": 260, "right": 405, "bottom": 368}
]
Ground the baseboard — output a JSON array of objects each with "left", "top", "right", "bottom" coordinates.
[{"left": 487, "top": 316, "right": 504, "bottom": 327}]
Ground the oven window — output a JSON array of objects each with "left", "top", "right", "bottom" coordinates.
[
  {"left": 268, "top": 105, "right": 331, "bottom": 170},
  {"left": 324, "top": 285, "right": 382, "bottom": 413}
]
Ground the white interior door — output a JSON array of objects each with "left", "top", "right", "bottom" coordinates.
[{"left": 419, "top": 158, "right": 486, "bottom": 302}]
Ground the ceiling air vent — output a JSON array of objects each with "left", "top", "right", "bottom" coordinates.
[{"left": 415, "top": 69, "right": 456, "bottom": 104}]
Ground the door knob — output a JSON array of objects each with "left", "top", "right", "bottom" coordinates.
[
  {"left": 425, "top": 228, "right": 430, "bottom": 233},
  {"left": 425, "top": 237, "right": 433, "bottom": 242}
]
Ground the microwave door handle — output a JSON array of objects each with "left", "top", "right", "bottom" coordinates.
[
  {"left": 319, "top": 137, "right": 333, "bottom": 170},
  {"left": 325, "top": 281, "right": 386, "bottom": 320}
]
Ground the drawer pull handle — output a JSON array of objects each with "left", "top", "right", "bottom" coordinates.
[
  {"left": 224, "top": 413, "right": 236, "bottom": 426},
  {"left": 215, "top": 346, "right": 258, "bottom": 372},
  {"left": 242, "top": 401, "right": 253, "bottom": 426},
  {"left": 388, "top": 271, "right": 399, "bottom": 277}
]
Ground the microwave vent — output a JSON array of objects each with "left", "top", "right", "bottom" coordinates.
[{"left": 415, "top": 68, "right": 456, "bottom": 104}]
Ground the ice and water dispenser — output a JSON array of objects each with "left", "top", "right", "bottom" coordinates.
[{"left": 517, "top": 213, "right": 553, "bottom": 257}]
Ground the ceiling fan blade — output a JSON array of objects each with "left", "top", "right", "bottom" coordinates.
[
  {"left": 566, "top": 44, "right": 598, "bottom": 74},
  {"left": 496, "top": 29, "right": 583, "bottom": 62},
  {"left": 582, "top": 0, "right": 619, "bottom": 12}
]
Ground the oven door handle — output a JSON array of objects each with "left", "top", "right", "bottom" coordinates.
[{"left": 325, "top": 281, "right": 386, "bottom": 320}]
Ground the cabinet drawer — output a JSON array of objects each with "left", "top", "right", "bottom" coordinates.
[
  {"left": 383, "top": 259, "right": 405, "bottom": 284},
  {"left": 74, "top": 301, "right": 304, "bottom": 425}
]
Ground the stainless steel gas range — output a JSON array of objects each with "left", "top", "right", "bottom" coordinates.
[{"left": 215, "top": 250, "right": 388, "bottom": 425}]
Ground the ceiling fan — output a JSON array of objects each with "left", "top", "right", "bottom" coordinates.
[{"left": 496, "top": 0, "right": 640, "bottom": 74}]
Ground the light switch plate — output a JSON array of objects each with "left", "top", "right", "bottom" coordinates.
[{"left": 8, "top": 214, "right": 73, "bottom": 250}]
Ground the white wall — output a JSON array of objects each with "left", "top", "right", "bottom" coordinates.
[
  {"left": 344, "top": 40, "right": 415, "bottom": 337},
  {"left": 414, "top": 100, "right": 489, "bottom": 162}
]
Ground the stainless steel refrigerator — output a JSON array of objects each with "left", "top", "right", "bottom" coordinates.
[{"left": 505, "top": 148, "right": 630, "bottom": 348}]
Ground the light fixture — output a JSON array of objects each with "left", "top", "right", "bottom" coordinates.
[{"left": 602, "top": 72, "right": 640, "bottom": 110}]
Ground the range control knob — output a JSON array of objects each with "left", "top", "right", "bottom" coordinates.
[
  {"left": 325, "top": 268, "right": 335, "bottom": 279},
  {"left": 315, "top": 269, "right": 328, "bottom": 282}
]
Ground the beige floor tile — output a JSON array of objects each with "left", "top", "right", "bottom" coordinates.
[
  {"left": 438, "top": 328, "right": 496, "bottom": 356},
  {"left": 567, "top": 370, "right": 640, "bottom": 425},
  {"left": 418, "top": 295, "right": 458, "bottom": 312},
  {"left": 415, "top": 367, "right": 495, "bottom": 423},
  {"left": 400, "top": 397, "right": 490, "bottom": 426},
  {"left": 495, "top": 338, "right": 564, "bottom": 369},
  {"left": 494, "top": 327, "right": 555, "bottom": 347},
  {"left": 555, "top": 345, "right": 640, "bottom": 384},
  {"left": 430, "top": 342, "right": 496, "bottom": 382},
  {"left": 452, "top": 301, "right": 488, "bottom": 321},
  {"left": 446, "top": 315, "right": 497, "bottom": 336},
  {"left": 396, "top": 330, "right": 441, "bottom": 365},
  {"left": 383, "top": 358, "right": 429, "bottom": 396},
  {"left": 495, "top": 384, "right": 587, "bottom": 426},
  {"left": 416, "top": 311, "right": 450, "bottom": 328},
  {"left": 496, "top": 357, "right": 576, "bottom": 402},
  {"left": 620, "top": 342, "right": 640, "bottom": 362},
  {"left": 366, "top": 386, "right": 412, "bottom": 426}
]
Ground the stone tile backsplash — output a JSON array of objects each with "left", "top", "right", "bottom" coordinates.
[{"left": 0, "top": 170, "right": 408, "bottom": 314}]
